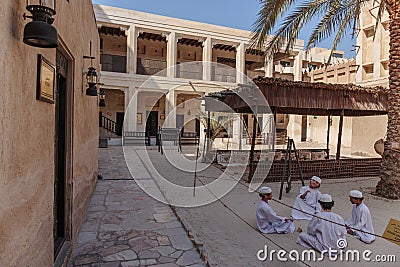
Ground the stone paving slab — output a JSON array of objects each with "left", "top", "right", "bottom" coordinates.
[{"left": 67, "top": 147, "right": 205, "bottom": 267}]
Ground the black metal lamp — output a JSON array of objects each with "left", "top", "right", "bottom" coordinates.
[
  {"left": 99, "top": 89, "right": 106, "bottom": 107},
  {"left": 23, "top": 1, "right": 58, "bottom": 48},
  {"left": 86, "top": 67, "right": 98, "bottom": 96}
]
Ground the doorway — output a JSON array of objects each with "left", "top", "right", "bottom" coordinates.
[
  {"left": 116, "top": 112, "right": 124, "bottom": 136},
  {"left": 54, "top": 48, "right": 72, "bottom": 258},
  {"left": 301, "top": 115, "right": 307, "bottom": 142},
  {"left": 146, "top": 111, "right": 158, "bottom": 136},
  {"left": 195, "top": 118, "right": 200, "bottom": 136}
]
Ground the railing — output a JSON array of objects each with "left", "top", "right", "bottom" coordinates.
[
  {"left": 274, "top": 65, "right": 294, "bottom": 74},
  {"left": 99, "top": 115, "right": 117, "bottom": 134},
  {"left": 100, "top": 54, "right": 127, "bottom": 73},
  {"left": 179, "top": 132, "right": 200, "bottom": 146},
  {"left": 137, "top": 58, "right": 167, "bottom": 76},
  {"left": 158, "top": 128, "right": 180, "bottom": 154},
  {"left": 123, "top": 131, "right": 148, "bottom": 146}
]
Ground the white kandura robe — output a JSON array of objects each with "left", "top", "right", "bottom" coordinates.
[
  {"left": 297, "top": 211, "right": 347, "bottom": 254},
  {"left": 291, "top": 186, "right": 321, "bottom": 220},
  {"left": 346, "top": 203, "right": 375, "bottom": 244},
  {"left": 256, "top": 199, "right": 295, "bottom": 234}
]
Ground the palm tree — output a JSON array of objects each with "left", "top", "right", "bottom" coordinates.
[{"left": 251, "top": 0, "right": 400, "bottom": 199}]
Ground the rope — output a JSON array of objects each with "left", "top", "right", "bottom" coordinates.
[
  {"left": 194, "top": 176, "right": 310, "bottom": 267},
  {"left": 271, "top": 198, "right": 398, "bottom": 243},
  {"left": 197, "top": 174, "right": 399, "bottom": 244}
]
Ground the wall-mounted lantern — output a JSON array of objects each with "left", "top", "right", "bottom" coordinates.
[
  {"left": 23, "top": 0, "right": 58, "bottom": 48},
  {"left": 86, "top": 66, "right": 98, "bottom": 96},
  {"left": 99, "top": 89, "right": 106, "bottom": 107}
]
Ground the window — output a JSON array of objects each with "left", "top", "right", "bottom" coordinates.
[
  {"left": 332, "top": 53, "right": 343, "bottom": 58},
  {"left": 280, "top": 61, "right": 290, "bottom": 67},
  {"left": 308, "top": 64, "right": 317, "bottom": 71}
]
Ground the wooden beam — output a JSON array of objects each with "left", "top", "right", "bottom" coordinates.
[
  {"left": 327, "top": 115, "right": 331, "bottom": 159},
  {"left": 336, "top": 110, "right": 344, "bottom": 160},
  {"left": 248, "top": 114, "right": 258, "bottom": 182}
]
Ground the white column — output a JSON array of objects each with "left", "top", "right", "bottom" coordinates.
[
  {"left": 236, "top": 42, "right": 245, "bottom": 84},
  {"left": 125, "top": 86, "right": 137, "bottom": 132},
  {"left": 232, "top": 115, "right": 242, "bottom": 150},
  {"left": 202, "top": 37, "right": 212, "bottom": 81},
  {"left": 264, "top": 58, "right": 274, "bottom": 78},
  {"left": 126, "top": 25, "right": 137, "bottom": 74},
  {"left": 294, "top": 51, "right": 303, "bottom": 81},
  {"left": 165, "top": 90, "right": 176, "bottom": 128},
  {"left": 166, "top": 32, "right": 177, "bottom": 78}
]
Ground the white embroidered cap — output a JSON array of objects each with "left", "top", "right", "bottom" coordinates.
[
  {"left": 259, "top": 187, "right": 272, "bottom": 194},
  {"left": 349, "top": 190, "right": 363, "bottom": 198},
  {"left": 319, "top": 194, "right": 333, "bottom": 203},
  {"left": 311, "top": 175, "right": 321, "bottom": 184}
]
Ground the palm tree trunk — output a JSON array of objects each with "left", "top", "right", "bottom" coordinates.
[{"left": 377, "top": 1, "right": 400, "bottom": 199}]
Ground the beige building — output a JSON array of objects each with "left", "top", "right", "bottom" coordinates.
[
  {"left": 95, "top": 3, "right": 388, "bottom": 157},
  {"left": 308, "top": 57, "right": 356, "bottom": 84},
  {"left": 94, "top": 5, "right": 348, "bottom": 150},
  {"left": 0, "top": 1, "right": 100, "bottom": 266},
  {"left": 353, "top": 0, "right": 389, "bottom": 155},
  {"left": 356, "top": 0, "right": 390, "bottom": 88}
]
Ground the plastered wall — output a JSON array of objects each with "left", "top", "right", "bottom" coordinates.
[{"left": 0, "top": 1, "right": 100, "bottom": 266}]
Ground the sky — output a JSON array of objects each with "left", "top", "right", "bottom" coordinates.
[{"left": 92, "top": 0, "right": 356, "bottom": 58}]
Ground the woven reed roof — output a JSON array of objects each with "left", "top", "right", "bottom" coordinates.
[{"left": 205, "top": 77, "right": 388, "bottom": 116}]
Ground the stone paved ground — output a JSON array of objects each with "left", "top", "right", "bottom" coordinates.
[
  {"left": 134, "top": 147, "right": 400, "bottom": 267},
  {"left": 67, "top": 147, "right": 205, "bottom": 267}
]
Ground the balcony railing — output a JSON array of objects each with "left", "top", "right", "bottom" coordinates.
[
  {"left": 176, "top": 62, "right": 203, "bottom": 80},
  {"left": 274, "top": 65, "right": 294, "bottom": 74},
  {"left": 137, "top": 58, "right": 167, "bottom": 76},
  {"left": 212, "top": 65, "right": 236, "bottom": 83},
  {"left": 100, "top": 54, "right": 127, "bottom": 73}
]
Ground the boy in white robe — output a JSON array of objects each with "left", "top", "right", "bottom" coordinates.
[
  {"left": 256, "top": 187, "right": 295, "bottom": 234},
  {"left": 291, "top": 176, "right": 322, "bottom": 220},
  {"left": 297, "top": 194, "right": 347, "bottom": 255},
  {"left": 346, "top": 190, "right": 375, "bottom": 244}
]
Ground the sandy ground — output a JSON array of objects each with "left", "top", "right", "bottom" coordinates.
[{"left": 131, "top": 146, "right": 400, "bottom": 267}]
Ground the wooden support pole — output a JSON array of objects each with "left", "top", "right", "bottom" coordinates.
[
  {"left": 336, "top": 110, "right": 344, "bottom": 160},
  {"left": 248, "top": 114, "right": 258, "bottom": 182},
  {"left": 327, "top": 115, "right": 331, "bottom": 159},
  {"left": 272, "top": 109, "right": 276, "bottom": 151}
]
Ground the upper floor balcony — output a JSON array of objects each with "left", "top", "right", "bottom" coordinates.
[{"left": 98, "top": 25, "right": 294, "bottom": 84}]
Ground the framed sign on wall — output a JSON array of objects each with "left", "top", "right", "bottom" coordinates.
[
  {"left": 137, "top": 113, "right": 142, "bottom": 124},
  {"left": 36, "top": 54, "right": 55, "bottom": 104}
]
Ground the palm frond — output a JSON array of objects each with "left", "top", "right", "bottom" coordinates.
[
  {"left": 259, "top": 0, "right": 332, "bottom": 59},
  {"left": 324, "top": 4, "right": 357, "bottom": 63},
  {"left": 306, "top": 0, "right": 361, "bottom": 54},
  {"left": 251, "top": 0, "right": 376, "bottom": 63},
  {"left": 250, "top": 0, "right": 296, "bottom": 50},
  {"left": 373, "top": 0, "right": 387, "bottom": 40}
]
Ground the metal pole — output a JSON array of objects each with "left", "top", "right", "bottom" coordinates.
[
  {"left": 206, "top": 111, "right": 211, "bottom": 161},
  {"left": 193, "top": 145, "right": 199, "bottom": 196}
]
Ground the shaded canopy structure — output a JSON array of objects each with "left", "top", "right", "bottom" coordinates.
[
  {"left": 204, "top": 77, "right": 388, "bottom": 166},
  {"left": 205, "top": 77, "right": 388, "bottom": 116}
]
